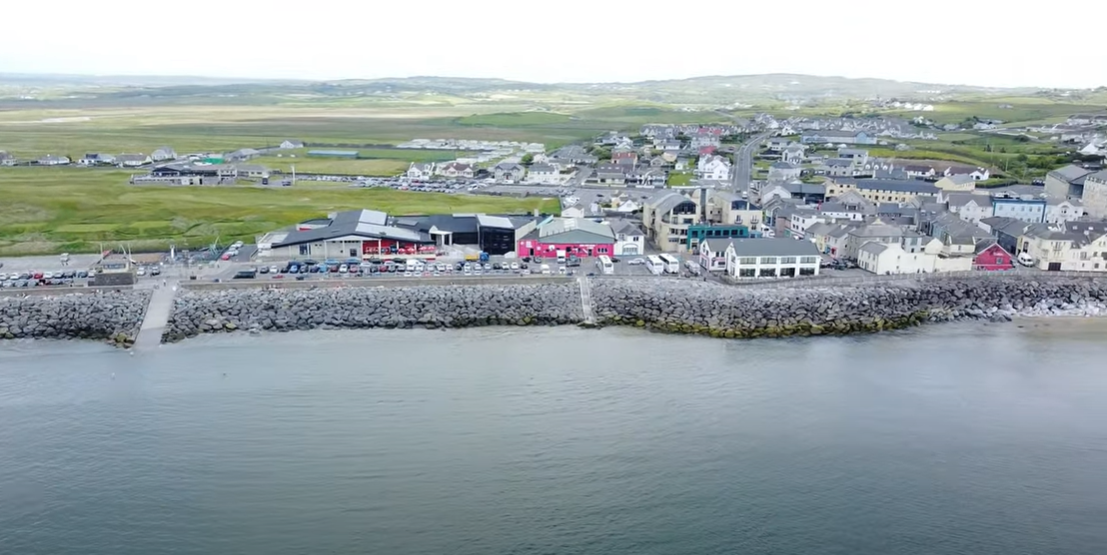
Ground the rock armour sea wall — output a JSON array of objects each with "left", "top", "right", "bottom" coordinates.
[
  {"left": 162, "top": 283, "right": 584, "bottom": 341},
  {"left": 0, "top": 290, "right": 152, "bottom": 346},
  {"left": 591, "top": 277, "right": 1107, "bottom": 338}
]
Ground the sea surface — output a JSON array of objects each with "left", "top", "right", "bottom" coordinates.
[{"left": 2, "top": 322, "right": 1106, "bottom": 555}]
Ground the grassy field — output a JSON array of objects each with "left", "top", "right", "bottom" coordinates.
[
  {"left": 667, "top": 171, "right": 693, "bottom": 186},
  {"left": 249, "top": 156, "right": 408, "bottom": 176},
  {"left": 0, "top": 167, "right": 558, "bottom": 256}
]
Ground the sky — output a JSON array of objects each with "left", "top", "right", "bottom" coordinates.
[{"left": 1, "top": 0, "right": 1104, "bottom": 89}]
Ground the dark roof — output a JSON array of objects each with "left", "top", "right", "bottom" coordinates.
[
  {"left": 609, "top": 219, "right": 644, "bottom": 236},
  {"left": 725, "top": 238, "right": 820, "bottom": 257},
  {"left": 273, "top": 209, "right": 427, "bottom": 247},
  {"left": 394, "top": 214, "right": 479, "bottom": 235},
  {"left": 782, "top": 182, "right": 826, "bottom": 195},
  {"left": 1049, "top": 164, "right": 1093, "bottom": 183},
  {"left": 837, "top": 178, "right": 939, "bottom": 195}
]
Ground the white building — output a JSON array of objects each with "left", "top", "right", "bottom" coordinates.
[
  {"left": 527, "top": 163, "right": 560, "bottom": 184},
  {"left": 698, "top": 238, "right": 735, "bottom": 272},
  {"left": 610, "top": 220, "right": 645, "bottom": 256},
  {"left": 857, "top": 242, "right": 936, "bottom": 275},
  {"left": 1045, "top": 198, "right": 1085, "bottom": 225},
  {"left": 696, "top": 155, "right": 731, "bottom": 181},
  {"left": 724, "top": 238, "right": 821, "bottom": 279},
  {"left": 406, "top": 162, "right": 435, "bottom": 180}
]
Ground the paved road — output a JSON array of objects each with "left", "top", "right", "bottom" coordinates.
[{"left": 731, "top": 131, "right": 772, "bottom": 193}]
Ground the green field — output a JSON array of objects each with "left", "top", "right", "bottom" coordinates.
[
  {"left": 667, "top": 171, "right": 693, "bottom": 186},
  {"left": 250, "top": 156, "right": 408, "bottom": 176},
  {"left": 0, "top": 167, "right": 559, "bottom": 256}
]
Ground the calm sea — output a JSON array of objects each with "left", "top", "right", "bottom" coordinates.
[{"left": 2, "top": 322, "right": 1106, "bottom": 555}]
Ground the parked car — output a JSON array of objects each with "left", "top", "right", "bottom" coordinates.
[{"left": 259, "top": 266, "right": 269, "bottom": 274}]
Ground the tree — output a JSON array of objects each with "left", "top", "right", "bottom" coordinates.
[{"left": 520, "top": 153, "right": 534, "bottom": 166}]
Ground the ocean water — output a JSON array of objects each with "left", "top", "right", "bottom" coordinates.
[{"left": 2, "top": 322, "right": 1106, "bottom": 555}]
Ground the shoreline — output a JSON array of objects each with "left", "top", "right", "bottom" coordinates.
[{"left": 4, "top": 275, "right": 1107, "bottom": 347}]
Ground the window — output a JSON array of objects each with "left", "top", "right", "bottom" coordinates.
[
  {"left": 800, "top": 256, "right": 818, "bottom": 264},
  {"left": 760, "top": 256, "right": 778, "bottom": 264},
  {"left": 996, "top": 256, "right": 1004, "bottom": 265},
  {"left": 739, "top": 257, "right": 757, "bottom": 265},
  {"left": 1080, "top": 251, "right": 1089, "bottom": 261},
  {"left": 738, "top": 268, "right": 756, "bottom": 278},
  {"left": 781, "top": 257, "right": 797, "bottom": 264}
]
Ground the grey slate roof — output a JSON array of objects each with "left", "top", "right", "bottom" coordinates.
[
  {"left": 725, "top": 238, "right": 821, "bottom": 257},
  {"left": 1050, "top": 165, "right": 1093, "bottom": 183},
  {"left": 838, "top": 178, "right": 940, "bottom": 194},
  {"left": 849, "top": 224, "right": 905, "bottom": 238},
  {"left": 859, "top": 242, "right": 892, "bottom": 256},
  {"left": 609, "top": 219, "right": 644, "bottom": 236},
  {"left": 646, "top": 191, "right": 695, "bottom": 215},
  {"left": 1086, "top": 170, "right": 1107, "bottom": 183},
  {"left": 535, "top": 218, "right": 615, "bottom": 244},
  {"left": 273, "top": 209, "right": 426, "bottom": 247},
  {"left": 945, "top": 174, "right": 975, "bottom": 185}
]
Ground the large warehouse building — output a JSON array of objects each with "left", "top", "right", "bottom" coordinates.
[{"left": 257, "top": 209, "right": 538, "bottom": 259}]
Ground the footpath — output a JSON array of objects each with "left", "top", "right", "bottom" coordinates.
[{"left": 134, "top": 280, "right": 178, "bottom": 350}]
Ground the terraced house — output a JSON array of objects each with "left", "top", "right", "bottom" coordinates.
[
  {"left": 1081, "top": 171, "right": 1107, "bottom": 219},
  {"left": 825, "top": 178, "right": 940, "bottom": 204}
]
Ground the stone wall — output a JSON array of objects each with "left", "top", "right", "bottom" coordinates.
[
  {"left": 162, "top": 283, "right": 584, "bottom": 342},
  {"left": 590, "top": 276, "right": 1107, "bottom": 338},
  {"left": 0, "top": 290, "right": 152, "bottom": 346}
]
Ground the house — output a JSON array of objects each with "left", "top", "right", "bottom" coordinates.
[
  {"left": 493, "top": 163, "right": 526, "bottom": 184},
  {"left": 780, "top": 182, "right": 827, "bottom": 204},
  {"left": 659, "top": 139, "right": 683, "bottom": 153},
  {"left": 117, "top": 153, "right": 152, "bottom": 167},
  {"left": 991, "top": 196, "right": 1046, "bottom": 223},
  {"left": 648, "top": 156, "right": 668, "bottom": 168},
  {"left": 78, "top": 153, "right": 117, "bottom": 166},
  {"left": 279, "top": 140, "right": 305, "bottom": 150},
  {"left": 819, "top": 158, "right": 856, "bottom": 177},
  {"left": 768, "top": 161, "right": 802, "bottom": 181},
  {"left": 516, "top": 218, "right": 616, "bottom": 259},
  {"left": 818, "top": 199, "right": 872, "bottom": 222},
  {"left": 610, "top": 220, "right": 645, "bottom": 256},
  {"left": 690, "top": 131, "right": 722, "bottom": 150},
  {"left": 527, "top": 163, "right": 559, "bottom": 184},
  {"left": 0, "top": 151, "right": 15, "bottom": 166},
  {"left": 437, "top": 162, "right": 475, "bottom": 178},
  {"left": 836, "top": 148, "right": 869, "bottom": 165},
  {"left": 642, "top": 191, "right": 699, "bottom": 252},
  {"left": 973, "top": 241, "right": 1015, "bottom": 271},
  {"left": 1081, "top": 171, "right": 1107, "bottom": 219},
  {"left": 1021, "top": 227, "right": 1107, "bottom": 272},
  {"left": 235, "top": 164, "right": 270, "bottom": 178},
  {"left": 800, "top": 130, "right": 877, "bottom": 145},
  {"left": 1044, "top": 164, "right": 1093, "bottom": 199},
  {"left": 593, "top": 164, "right": 627, "bottom": 185},
  {"left": 723, "top": 238, "right": 821, "bottom": 279},
  {"left": 858, "top": 242, "right": 936, "bottom": 275},
  {"left": 844, "top": 223, "right": 906, "bottom": 260},
  {"left": 787, "top": 207, "right": 824, "bottom": 238},
  {"left": 37, "top": 154, "right": 70, "bottom": 166},
  {"left": 1045, "top": 198, "right": 1085, "bottom": 225},
  {"left": 699, "top": 238, "right": 740, "bottom": 272},
  {"left": 708, "top": 191, "right": 763, "bottom": 227},
  {"left": 612, "top": 151, "right": 638, "bottom": 166},
  {"left": 803, "top": 222, "right": 839, "bottom": 253},
  {"left": 944, "top": 193, "right": 991, "bottom": 225},
  {"left": 826, "top": 178, "right": 940, "bottom": 204},
  {"left": 151, "top": 147, "right": 177, "bottom": 162},
  {"left": 696, "top": 155, "right": 731, "bottom": 181},
  {"left": 935, "top": 174, "right": 976, "bottom": 192},
  {"left": 407, "top": 162, "right": 435, "bottom": 180},
  {"left": 903, "top": 164, "right": 937, "bottom": 179},
  {"left": 675, "top": 157, "right": 691, "bottom": 171},
  {"left": 781, "top": 143, "right": 807, "bottom": 164},
  {"left": 766, "top": 137, "right": 790, "bottom": 152}
]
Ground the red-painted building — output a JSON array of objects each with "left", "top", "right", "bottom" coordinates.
[
  {"left": 973, "top": 241, "right": 1015, "bottom": 271},
  {"left": 517, "top": 218, "right": 616, "bottom": 259}
]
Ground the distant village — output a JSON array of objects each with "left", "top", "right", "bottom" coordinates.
[{"left": 4, "top": 109, "right": 1107, "bottom": 281}]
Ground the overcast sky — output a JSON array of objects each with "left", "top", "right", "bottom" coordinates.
[{"left": 2, "top": 0, "right": 1103, "bottom": 89}]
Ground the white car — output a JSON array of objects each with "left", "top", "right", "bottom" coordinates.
[
  {"left": 338, "top": 264, "right": 349, "bottom": 273},
  {"left": 133, "top": 268, "right": 143, "bottom": 277},
  {"left": 269, "top": 266, "right": 279, "bottom": 274},
  {"left": 628, "top": 258, "right": 645, "bottom": 266},
  {"left": 510, "top": 262, "right": 519, "bottom": 270}
]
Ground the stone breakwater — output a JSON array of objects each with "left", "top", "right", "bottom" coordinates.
[
  {"left": 0, "top": 290, "right": 152, "bottom": 346},
  {"left": 591, "top": 277, "right": 1107, "bottom": 338},
  {"left": 162, "top": 283, "right": 584, "bottom": 342}
]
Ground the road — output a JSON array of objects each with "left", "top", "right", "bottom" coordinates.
[{"left": 731, "top": 131, "right": 772, "bottom": 193}]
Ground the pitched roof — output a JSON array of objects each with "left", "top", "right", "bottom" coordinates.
[
  {"left": 859, "top": 242, "right": 893, "bottom": 256},
  {"left": 273, "top": 209, "right": 425, "bottom": 247},
  {"left": 837, "top": 178, "right": 940, "bottom": 195},
  {"left": 609, "top": 219, "right": 644, "bottom": 236},
  {"left": 646, "top": 191, "right": 695, "bottom": 214},
  {"left": 944, "top": 174, "right": 975, "bottom": 185},
  {"left": 534, "top": 218, "right": 615, "bottom": 244},
  {"left": 1086, "top": 170, "right": 1107, "bottom": 183},
  {"left": 849, "top": 224, "right": 905, "bottom": 238},
  {"left": 725, "top": 238, "right": 821, "bottom": 257},
  {"left": 1049, "top": 164, "right": 1093, "bottom": 182}
]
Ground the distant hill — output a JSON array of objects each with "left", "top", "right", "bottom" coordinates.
[{"left": 0, "top": 72, "right": 1080, "bottom": 107}]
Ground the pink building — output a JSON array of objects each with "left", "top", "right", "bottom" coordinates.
[
  {"left": 973, "top": 241, "right": 1015, "bottom": 271},
  {"left": 516, "top": 218, "right": 616, "bottom": 259}
]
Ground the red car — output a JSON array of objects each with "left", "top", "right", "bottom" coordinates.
[{"left": 220, "top": 253, "right": 231, "bottom": 261}]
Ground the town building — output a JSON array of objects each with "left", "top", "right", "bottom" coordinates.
[
  {"left": 516, "top": 218, "right": 616, "bottom": 259},
  {"left": 493, "top": 163, "right": 527, "bottom": 184},
  {"left": 407, "top": 162, "right": 435, "bottom": 180},
  {"left": 642, "top": 191, "right": 699, "bottom": 252},
  {"left": 526, "top": 163, "right": 559, "bottom": 184},
  {"left": 858, "top": 242, "right": 935, "bottom": 275},
  {"left": 1045, "top": 198, "right": 1085, "bottom": 225},
  {"left": 609, "top": 220, "right": 646, "bottom": 256},
  {"left": 151, "top": 146, "right": 178, "bottom": 161},
  {"left": 972, "top": 241, "right": 1016, "bottom": 271},
  {"left": 37, "top": 154, "right": 70, "bottom": 166},
  {"left": 991, "top": 196, "right": 1046, "bottom": 223},
  {"left": 1044, "top": 165, "right": 1093, "bottom": 199},
  {"left": 724, "top": 238, "right": 821, "bottom": 279},
  {"left": 1082, "top": 171, "right": 1107, "bottom": 219},
  {"left": 279, "top": 140, "right": 305, "bottom": 150},
  {"left": 696, "top": 155, "right": 731, "bottom": 181},
  {"left": 699, "top": 238, "right": 739, "bottom": 272},
  {"left": 825, "top": 178, "right": 940, "bottom": 204},
  {"left": 934, "top": 174, "right": 976, "bottom": 191},
  {"left": 436, "top": 162, "right": 475, "bottom": 178}
]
